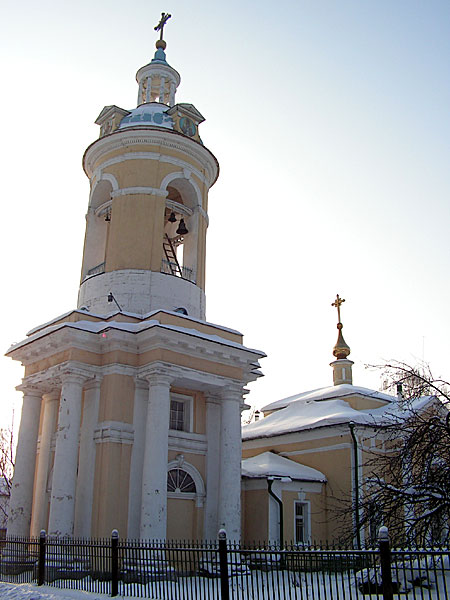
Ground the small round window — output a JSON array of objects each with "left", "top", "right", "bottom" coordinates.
[{"left": 167, "top": 468, "right": 196, "bottom": 493}]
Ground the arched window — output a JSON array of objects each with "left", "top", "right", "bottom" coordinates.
[{"left": 167, "top": 468, "right": 196, "bottom": 493}]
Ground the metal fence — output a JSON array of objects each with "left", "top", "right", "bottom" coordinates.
[{"left": 0, "top": 528, "right": 449, "bottom": 599}]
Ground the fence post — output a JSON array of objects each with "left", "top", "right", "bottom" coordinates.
[
  {"left": 38, "top": 529, "right": 46, "bottom": 586},
  {"left": 218, "top": 529, "right": 229, "bottom": 600},
  {"left": 378, "top": 526, "right": 393, "bottom": 600},
  {"left": 111, "top": 529, "right": 119, "bottom": 597}
]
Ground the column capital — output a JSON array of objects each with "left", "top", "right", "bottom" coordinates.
[
  {"left": 84, "top": 376, "right": 103, "bottom": 391},
  {"left": 15, "top": 384, "right": 43, "bottom": 398},
  {"left": 219, "top": 383, "right": 244, "bottom": 402},
  {"left": 139, "top": 364, "right": 173, "bottom": 387},
  {"left": 42, "top": 390, "right": 60, "bottom": 402},
  {"left": 134, "top": 377, "right": 149, "bottom": 391},
  {"left": 60, "top": 371, "right": 87, "bottom": 387},
  {"left": 204, "top": 392, "right": 221, "bottom": 406}
]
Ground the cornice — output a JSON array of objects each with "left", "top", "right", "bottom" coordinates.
[{"left": 83, "top": 127, "right": 219, "bottom": 187}]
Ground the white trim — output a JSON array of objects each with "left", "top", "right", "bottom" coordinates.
[
  {"left": 94, "top": 199, "right": 112, "bottom": 217},
  {"left": 243, "top": 424, "right": 366, "bottom": 448},
  {"left": 110, "top": 187, "right": 168, "bottom": 198},
  {"left": 281, "top": 442, "right": 352, "bottom": 456},
  {"left": 165, "top": 198, "right": 193, "bottom": 217},
  {"left": 92, "top": 153, "right": 209, "bottom": 188},
  {"left": 94, "top": 420, "right": 134, "bottom": 444},
  {"left": 242, "top": 479, "right": 322, "bottom": 494},
  {"left": 84, "top": 130, "right": 219, "bottom": 187}
]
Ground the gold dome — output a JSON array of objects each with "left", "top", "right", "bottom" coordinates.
[{"left": 333, "top": 322, "right": 351, "bottom": 359}]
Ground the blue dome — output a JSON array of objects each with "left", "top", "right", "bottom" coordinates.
[{"left": 119, "top": 103, "right": 174, "bottom": 130}]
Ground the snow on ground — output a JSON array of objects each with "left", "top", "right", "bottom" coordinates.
[
  {"left": 1, "top": 568, "right": 450, "bottom": 600},
  {"left": 0, "top": 582, "right": 113, "bottom": 599}
]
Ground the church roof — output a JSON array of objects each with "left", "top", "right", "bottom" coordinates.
[
  {"left": 242, "top": 451, "right": 326, "bottom": 482},
  {"left": 242, "top": 395, "right": 435, "bottom": 441},
  {"left": 262, "top": 384, "right": 395, "bottom": 412}
]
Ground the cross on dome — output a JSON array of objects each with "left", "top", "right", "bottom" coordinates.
[
  {"left": 331, "top": 293, "right": 345, "bottom": 325},
  {"left": 154, "top": 12, "right": 171, "bottom": 41},
  {"left": 331, "top": 293, "right": 351, "bottom": 360}
]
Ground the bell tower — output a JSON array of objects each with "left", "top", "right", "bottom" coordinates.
[
  {"left": 78, "top": 19, "right": 218, "bottom": 319},
  {"left": 7, "top": 15, "right": 264, "bottom": 544}
]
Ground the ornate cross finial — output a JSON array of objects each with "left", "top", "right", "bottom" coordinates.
[
  {"left": 154, "top": 12, "right": 171, "bottom": 40},
  {"left": 331, "top": 294, "right": 345, "bottom": 324}
]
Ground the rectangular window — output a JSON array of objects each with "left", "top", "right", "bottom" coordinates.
[
  {"left": 169, "top": 394, "right": 193, "bottom": 432},
  {"left": 170, "top": 400, "right": 185, "bottom": 431},
  {"left": 295, "top": 501, "right": 308, "bottom": 544}
]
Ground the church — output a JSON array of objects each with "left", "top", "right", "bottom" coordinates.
[
  {"left": 6, "top": 16, "right": 264, "bottom": 542},
  {"left": 241, "top": 296, "right": 437, "bottom": 546},
  {"left": 6, "top": 17, "right": 436, "bottom": 547}
]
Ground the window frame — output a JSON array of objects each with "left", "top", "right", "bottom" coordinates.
[
  {"left": 169, "top": 393, "right": 194, "bottom": 433},
  {"left": 294, "top": 500, "right": 310, "bottom": 545}
]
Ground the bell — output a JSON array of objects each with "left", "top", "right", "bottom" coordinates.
[
  {"left": 176, "top": 219, "right": 188, "bottom": 235},
  {"left": 105, "top": 210, "right": 111, "bottom": 222},
  {"left": 168, "top": 211, "right": 177, "bottom": 223}
]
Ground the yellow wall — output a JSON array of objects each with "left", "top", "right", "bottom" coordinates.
[
  {"left": 98, "top": 374, "right": 134, "bottom": 424},
  {"left": 242, "top": 489, "right": 268, "bottom": 544},
  {"left": 91, "top": 441, "right": 132, "bottom": 537}
]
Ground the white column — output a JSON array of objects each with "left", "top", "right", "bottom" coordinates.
[
  {"left": 168, "top": 81, "right": 176, "bottom": 106},
  {"left": 127, "top": 378, "right": 148, "bottom": 538},
  {"left": 204, "top": 394, "right": 221, "bottom": 540},
  {"left": 145, "top": 76, "right": 152, "bottom": 102},
  {"left": 7, "top": 387, "right": 42, "bottom": 536},
  {"left": 137, "top": 79, "right": 144, "bottom": 106},
  {"left": 218, "top": 386, "right": 243, "bottom": 541},
  {"left": 31, "top": 390, "right": 59, "bottom": 536},
  {"left": 140, "top": 370, "right": 172, "bottom": 540},
  {"left": 48, "top": 374, "right": 85, "bottom": 537},
  {"left": 159, "top": 76, "right": 166, "bottom": 103},
  {"left": 74, "top": 378, "right": 101, "bottom": 537}
]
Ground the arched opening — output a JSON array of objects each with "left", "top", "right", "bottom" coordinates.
[
  {"left": 161, "top": 179, "right": 200, "bottom": 284},
  {"left": 81, "top": 179, "right": 113, "bottom": 281},
  {"left": 166, "top": 460, "right": 205, "bottom": 541},
  {"left": 167, "top": 468, "right": 196, "bottom": 494}
]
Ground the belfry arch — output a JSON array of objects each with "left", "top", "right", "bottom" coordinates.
[
  {"left": 162, "top": 176, "right": 202, "bottom": 285},
  {"left": 81, "top": 178, "right": 115, "bottom": 282}
]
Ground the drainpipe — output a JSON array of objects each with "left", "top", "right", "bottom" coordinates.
[
  {"left": 348, "top": 421, "right": 361, "bottom": 549},
  {"left": 267, "top": 476, "right": 291, "bottom": 547}
]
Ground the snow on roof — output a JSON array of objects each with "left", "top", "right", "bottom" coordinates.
[
  {"left": 26, "top": 308, "right": 244, "bottom": 337},
  {"left": 9, "top": 318, "right": 265, "bottom": 358},
  {"left": 262, "top": 384, "right": 395, "bottom": 412},
  {"left": 242, "top": 451, "right": 326, "bottom": 482},
  {"left": 243, "top": 396, "right": 436, "bottom": 441}
]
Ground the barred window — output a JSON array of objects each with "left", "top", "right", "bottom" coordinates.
[
  {"left": 170, "top": 399, "right": 185, "bottom": 431},
  {"left": 167, "top": 468, "right": 196, "bottom": 493},
  {"left": 295, "top": 501, "right": 308, "bottom": 544}
]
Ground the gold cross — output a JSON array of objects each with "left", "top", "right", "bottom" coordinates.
[
  {"left": 154, "top": 12, "right": 171, "bottom": 40},
  {"left": 331, "top": 294, "right": 345, "bottom": 324}
]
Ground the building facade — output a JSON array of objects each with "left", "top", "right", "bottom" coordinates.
[{"left": 7, "top": 31, "right": 264, "bottom": 541}]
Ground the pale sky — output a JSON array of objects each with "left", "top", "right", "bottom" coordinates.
[{"left": 1, "top": 1, "right": 449, "bottom": 428}]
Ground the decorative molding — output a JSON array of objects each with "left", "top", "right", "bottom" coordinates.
[
  {"left": 94, "top": 421, "right": 134, "bottom": 445},
  {"left": 168, "top": 430, "right": 207, "bottom": 454},
  {"left": 110, "top": 187, "right": 168, "bottom": 198},
  {"left": 84, "top": 130, "right": 219, "bottom": 188},
  {"left": 93, "top": 152, "right": 209, "bottom": 189}
]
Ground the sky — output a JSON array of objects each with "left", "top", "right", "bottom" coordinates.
[{"left": 1, "top": 0, "right": 449, "bottom": 429}]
